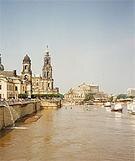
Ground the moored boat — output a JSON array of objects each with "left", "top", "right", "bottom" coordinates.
[
  {"left": 127, "top": 101, "right": 135, "bottom": 114},
  {"left": 111, "top": 103, "right": 123, "bottom": 112},
  {"left": 104, "top": 102, "right": 111, "bottom": 107}
]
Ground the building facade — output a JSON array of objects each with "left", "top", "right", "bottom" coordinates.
[
  {"left": 21, "top": 54, "right": 32, "bottom": 97},
  {"left": 127, "top": 88, "right": 135, "bottom": 97},
  {"left": 32, "top": 47, "right": 59, "bottom": 95},
  {"left": 64, "top": 82, "right": 108, "bottom": 104},
  {"left": 64, "top": 83, "right": 100, "bottom": 104},
  {"left": 0, "top": 55, "right": 22, "bottom": 99},
  {"left": 0, "top": 47, "right": 59, "bottom": 100},
  {"left": 0, "top": 71, "right": 26, "bottom": 100}
]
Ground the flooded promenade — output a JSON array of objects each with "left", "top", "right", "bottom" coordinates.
[{"left": 0, "top": 106, "right": 134, "bottom": 161}]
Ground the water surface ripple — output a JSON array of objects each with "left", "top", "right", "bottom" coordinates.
[{"left": 0, "top": 105, "right": 134, "bottom": 161}]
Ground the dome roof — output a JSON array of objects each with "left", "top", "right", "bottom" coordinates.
[
  {"left": 0, "top": 64, "right": 4, "bottom": 71},
  {"left": 23, "top": 54, "right": 31, "bottom": 63}
]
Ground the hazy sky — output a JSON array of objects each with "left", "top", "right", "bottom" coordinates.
[{"left": 0, "top": 0, "right": 135, "bottom": 94}]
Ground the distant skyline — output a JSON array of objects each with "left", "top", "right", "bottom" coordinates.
[{"left": 0, "top": 0, "right": 135, "bottom": 94}]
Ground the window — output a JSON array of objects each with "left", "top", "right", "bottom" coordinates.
[
  {"left": 24, "top": 75, "right": 28, "bottom": 81},
  {"left": 25, "top": 65, "right": 27, "bottom": 70},
  {"left": 47, "top": 71, "right": 49, "bottom": 78},
  {"left": 15, "top": 86, "right": 18, "bottom": 91}
]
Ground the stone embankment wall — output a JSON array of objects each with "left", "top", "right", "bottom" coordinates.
[
  {"left": 0, "top": 101, "right": 41, "bottom": 130},
  {"left": 40, "top": 99, "right": 61, "bottom": 109}
]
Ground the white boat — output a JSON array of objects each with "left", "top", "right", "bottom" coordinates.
[
  {"left": 104, "top": 102, "right": 115, "bottom": 112},
  {"left": 104, "top": 102, "right": 111, "bottom": 107},
  {"left": 111, "top": 103, "right": 123, "bottom": 112},
  {"left": 127, "top": 101, "right": 135, "bottom": 114}
]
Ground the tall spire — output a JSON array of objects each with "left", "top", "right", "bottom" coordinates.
[
  {"left": 0, "top": 54, "right": 1, "bottom": 64},
  {"left": 0, "top": 54, "right": 4, "bottom": 71},
  {"left": 45, "top": 45, "right": 49, "bottom": 56},
  {"left": 23, "top": 53, "right": 31, "bottom": 64},
  {"left": 42, "top": 46, "right": 52, "bottom": 79}
]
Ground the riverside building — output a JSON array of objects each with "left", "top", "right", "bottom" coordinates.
[
  {"left": 64, "top": 83, "right": 99, "bottom": 103},
  {"left": 0, "top": 54, "right": 26, "bottom": 99},
  {"left": 0, "top": 47, "right": 59, "bottom": 100},
  {"left": 64, "top": 82, "right": 107, "bottom": 104},
  {"left": 32, "top": 46, "right": 59, "bottom": 95},
  {"left": 127, "top": 88, "right": 135, "bottom": 97}
]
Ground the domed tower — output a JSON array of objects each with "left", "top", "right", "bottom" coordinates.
[
  {"left": 42, "top": 46, "right": 54, "bottom": 90},
  {"left": 0, "top": 54, "right": 4, "bottom": 71},
  {"left": 21, "top": 53, "right": 32, "bottom": 97}
]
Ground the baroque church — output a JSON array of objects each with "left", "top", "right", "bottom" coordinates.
[
  {"left": 32, "top": 47, "right": 59, "bottom": 95},
  {"left": 21, "top": 46, "right": 59, "bottom": 97},
  {"left": 0, "top": 47, "right": 59, "bottom": 99}
]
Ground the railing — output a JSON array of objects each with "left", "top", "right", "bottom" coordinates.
[
  {"left": 0, "top": 98, "right": 61, "bottom": 107},
  {"left": 0, "top": 99, "right": 38, "bottom": 107}
]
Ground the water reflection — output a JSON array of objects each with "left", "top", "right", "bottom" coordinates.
[{"left": 0, "top": 106, "right": 135, "bottom": 161}]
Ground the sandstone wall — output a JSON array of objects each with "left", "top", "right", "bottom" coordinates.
[
  {"left": 0, "top": 101, "right": 41, "bottom": 130},
  {"left": 40, "top": 99, "right": 61, "bottom": 109}
]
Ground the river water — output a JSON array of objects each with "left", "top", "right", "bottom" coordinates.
[{"left": 0, "top": 105, "right": 135, "bottom": 161}]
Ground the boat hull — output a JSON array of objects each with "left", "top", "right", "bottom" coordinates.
[
  {"left": 104, "top": 102, "right": 111, "bottom": 107},
  {"left": 111, "top": 103, "right": 123, "bottom": 112},
  {"left": 111, "top": 108, "right": 123, "bottom": 112}
]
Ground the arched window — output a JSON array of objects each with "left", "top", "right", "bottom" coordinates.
[
  {"left": 47, "top": 71, "right": 49, "bottom": 78},
  {"left": 24, "top": 65, "right": 27, "bottom": 70},
  {"left": 24, "top": 75, "right": 28, "bottom": 80}
]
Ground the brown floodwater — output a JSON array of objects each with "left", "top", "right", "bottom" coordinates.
[{"left": 0, "top": 105, "right": 135, "bottom": 161}]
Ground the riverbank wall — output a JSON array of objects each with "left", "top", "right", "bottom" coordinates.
[
  {"left": 0, "top": 99, "right": 62, "bottom": 131},
  {"left": 0, "top": 101, "right": 41, "bottom": 130},
  {"left": 40, "top": 99, "right": 62, "bottom": 109}
]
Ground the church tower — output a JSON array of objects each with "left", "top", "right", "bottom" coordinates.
[
  {"left": 42, "top": 46, "right": 54, "bottom": 91},
  {"left": 0, "top": 54, "right": 4, "bottom": 71},
  {"left": 21, "top": 54, "right": 32, "bottom": 97}
]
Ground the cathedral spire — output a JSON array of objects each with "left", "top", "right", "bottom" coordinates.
[
  {"left": 42, "top": 46, "right": 52, "bottom": 79},
  {"left": 0, "top": 54, "right": 4, "bottom": 71},
  {"left": 0, "top": 54, "right": 1, "bottom": 64},
  {"left": 45, "top": 45, "right": 49, "bottom": 56}
]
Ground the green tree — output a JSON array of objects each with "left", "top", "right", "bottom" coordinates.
[
  {"left": 31, "top": 93, "right": 64, "bottom": 99},
  {"left": 117, "top": 94, "right": 127, "bottom": 99},
  {"left": 18, "top": 93, "right": 28, "bottom": 99},
  {"left": 84, "top": 93, "right": 95, "bottom": 101},
  {"left": 127, "top": 95, "right": 135, "bottom": 99},
  {"left": 108, "top": 96, "right": 114, "bottom": 102}
]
